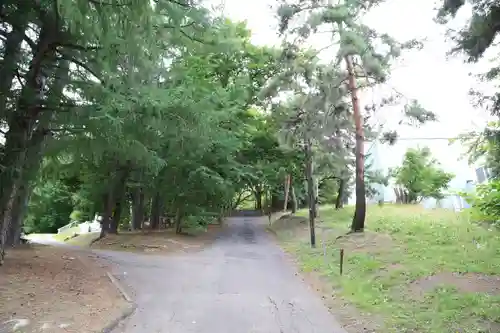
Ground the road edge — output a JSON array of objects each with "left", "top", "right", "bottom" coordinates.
[
  {"left": 101, "top": 272, "right": 137, "bottom": 333},
  {"left": 265, "top": 212, "right": 291, "bottom": 236}
]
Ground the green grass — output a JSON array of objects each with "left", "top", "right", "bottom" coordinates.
[{"left": 274, "top": 204, "right": 500, "bottom": 333}]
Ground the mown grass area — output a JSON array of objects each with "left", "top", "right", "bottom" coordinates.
[{"left": 273, "top": 204, "right": 500, "bottom": 333}]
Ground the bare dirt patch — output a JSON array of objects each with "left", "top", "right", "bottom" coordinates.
[
  {"left": 410, "top": 272, "right": 500, "bottom": 296},
  {"left": 92, "top": 225, "right": 221, "bottom": 254},
  {"left": 0, "top": 245, "right": 129, "bottom": 333},
  {"left": 271, "top": 215, "right": 308, "bottom": 231},
  {"left": 336, "top": 231, "right": 394, "bottom": 254}
]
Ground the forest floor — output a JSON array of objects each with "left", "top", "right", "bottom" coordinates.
[
  {"left": 0, "top": 245, "right": 130, "bottom": 333},
  {"left": 90, "top": 225, "right": 222, "bottom": 254},
  {"left": 269, "top": 204, "right": 500, "bottom": 333}
]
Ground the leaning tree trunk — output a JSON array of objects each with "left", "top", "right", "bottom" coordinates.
[
  {"left": 6, "top": 183, "right": 30, "bottom": 247},
  {"left": 5, "top": 58, "right": 68, "bottom": 244},
  {"left": 0, "top": 19, "right": 27, "bottom": 119},
  {"left": 283, "top": 174, "right": 290, "bottom": 212},
  {"left": 291, "top": 176, "right": 298, "bottom": 214},
  {"left": 0, "top": 187, "right": 17, "bottom": 265},
  {"left": 0, "top": 22, "right": 58, "bottom": 243},
  {"left": 304, "top": 135, "right": 316, "bottom": 248},
  {"left": 345, "top": 54, "right": 366, "bottom": 232}
]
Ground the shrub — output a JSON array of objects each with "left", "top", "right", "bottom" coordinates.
[
  {"left": 461, "top": 180, "right": 500, "bottom": 226},
  {"left": 69, "top": 210, "right": 84, "bottom": 222}
]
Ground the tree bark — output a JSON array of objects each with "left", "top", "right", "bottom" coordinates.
[
  {"left": 291, "top": 183, "right": 298, "bottom": 214},
  {"left": 150, "top": 191, "right": 161, "bottom": 229},
  {"left": 2, "top": 54, "right": 67, "bottom": 247},
  {"left": 130, "top": 187, "right": 144, "bottom": 230},
  {"left": 174, "top": 207, "right": 182, "bottom": 234},
  {"left": 100, "top": 190, "right": 115, "bottom": 238},
  {"left": 254, "top": 186, "right": 263, "bottom": 211},
  {"left": 109, "top": 168, "right": 129, "bottom": 233},
  {"left": 304, "top": 136, "right": 316, "bottom": 248},
  {"left": 111, "top": 198, "right": 123, "bottom": 232},
  {"left": 0, "top": 187, "right": 18, "bottom": 264},
  {"left": 335, "top": 178, "right": 345, "bottom": 210},
  {"left": 0, "top": 19, "right": 27, "bottom": 119},
  {"left": 0, "top": 21, "right": 57, "bottom": 244},
  {"left": 313, "top": 177, "right": 319, "bottom": 218},
  {"left": 345, "top": 54, "right": 366, "bottom": 232},
  {"left": 6, "top": 183, "right": 30, "bottom": 247},
  {"left": 283, "top": 174, "right": 290, "bottom": 212}
]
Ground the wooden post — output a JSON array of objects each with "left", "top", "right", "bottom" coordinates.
[{"left": 340, "top": 248, "right": 345, "bottom": 275}]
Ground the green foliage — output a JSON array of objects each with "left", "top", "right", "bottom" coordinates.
[
  {"left": 24, "top": 180, "right": 73, "bottom": 233},
  {"left": 69, "top": 210, "right": 84, "bottom": 222},
  {"left": 454, "top": 121, "right": 500, "bottom": 178},
  {"left": 436, "top": 0, "right": 499, "bottom": 62},
  {"left": 436, "top": 0, "right": 500, "bottom": 116},
  {"left": 0, "top": 1, "right": 306, "bottom": 237},
  {"left": 393, "top": 147, "right": 454, "bottom": 202},
  {"left": 460, "top": 180, "right": 500, "bottom": 226}
]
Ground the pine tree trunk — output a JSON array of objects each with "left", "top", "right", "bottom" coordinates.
[
  {"left": 313, "top": 177, "right": 319, "bottom": 218},
  {"left": 100, "top": 190, "right": 115, "bottom": 238},
  {"left": 254, "top": 186, "right": 262, "bottom": 211},
  {"left": 109, "top": 168, "right": 129, "bottom": 233},
  {"left": 0, "top": 22, "right": 57, "bottom": 241},
  {"left": 0, "top": 19, "right": 27, "bottom": 119},
  {"left": 150, "top": 192, "right": 161, "bottom": 229},
  {"left": 291, "top": 183, "right": 298, "bottom": 214},
  {"left": 0, "top": 187, "right": 17, "bottom": 265},
  {"left": 6, "top": 179, "right": 31, "bottom": 247},
  {"left": 345, "top": 55, "right": 366, "bottom": 232},
  {"left": 335, "top": 178, "right": 345, "bottom": 210},
  {"left": 283, "top": 174, "right": 290, "bottom": 212},
  {"left": 111, "top": 198, "right": 123, "bottom": 233},
  {"left": 174, "top": 207, "right": 182, "bottom": 234},
  {"left": 130, "top": 187, "right": 144, "bottom": 230},
  {"left": 304, "top": 136, "right": 316, "bottom": 248}
]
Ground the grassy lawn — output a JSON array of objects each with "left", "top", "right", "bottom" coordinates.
[{"left": 272, "top": 204, "right": 500, "bottom": 333}]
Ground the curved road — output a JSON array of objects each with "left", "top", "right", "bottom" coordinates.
[{"left": 98, "top": 216, "right": 347, "bottom": 333}]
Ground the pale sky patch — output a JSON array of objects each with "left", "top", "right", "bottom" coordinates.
[{"left": 207, "top": 0, "right": 495, "bottom": 194}]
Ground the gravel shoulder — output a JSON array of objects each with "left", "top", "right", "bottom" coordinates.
[{"left": 99, "top": 216, "right": 347, "bottom": 333}]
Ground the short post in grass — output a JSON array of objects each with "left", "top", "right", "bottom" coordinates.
[{"left": 339, "top": 248, "right": 344, "bottom": 276}]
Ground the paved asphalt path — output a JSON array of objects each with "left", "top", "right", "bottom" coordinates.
[{"left": 97, "top": 216, "right": 347, "bottom": 333}]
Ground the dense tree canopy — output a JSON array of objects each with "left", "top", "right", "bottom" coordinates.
[
  {"left": 0, "top": 0, "right": 308, "bottom": 260},
  {"left": 0, "top": 0, "right": 441, "bottom": 259}
]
